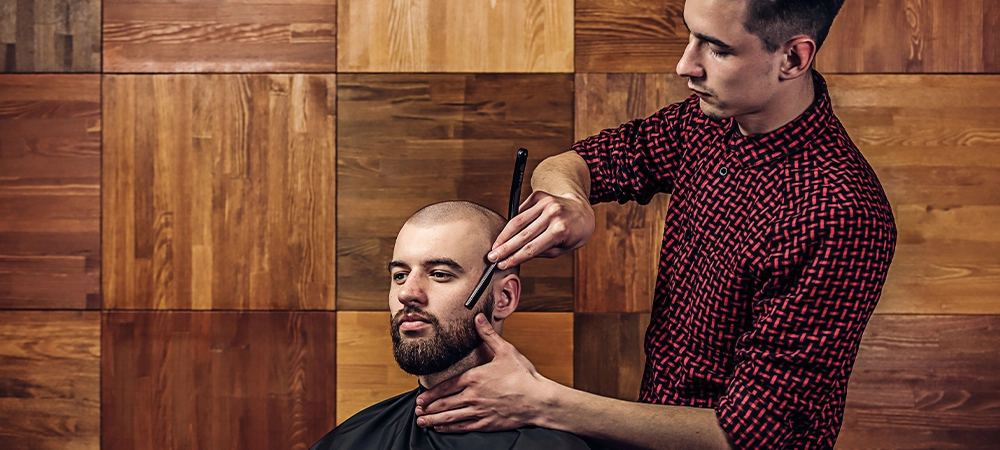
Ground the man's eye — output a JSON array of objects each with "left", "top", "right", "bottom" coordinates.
[
  {"left": 710, "top": 48, "right": 729, "bottom": 57},
  {"left": 392, "top": 272, "right": 407, "bottom": 283},
  {"left": 430, "top": 271, "right": 454, "bottom": 280}
]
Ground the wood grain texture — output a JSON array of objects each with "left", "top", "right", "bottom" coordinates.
[
  {"left": 0, "top": 312, "right": 99, "bottom": 450},
  {"left": 336, "top": 311, "right": 573, "bottom": 423},
  {"left": 102, "top": 311, "right": 337, "bottom": 450},
  {"left": 0, "top": 74, "right": 100, "bottom": 309},
  {"left": 103, "top": 74, "right": 336, "bottom": 310},
  {"left": 574, "top": 312, "right": 649, "bottom": 401},
  {"left": 0, "top": 0, "right": 100, "bottom": 72},
  {"left": 337, "top": 74, "right": 574, "bottom": 312},
  {"left": 837, "top": 315, "right": 1000, "bottom": 448},
  {"left": 574, "top": 73, "right": 690, "bottom": 313},
  {"left": 338, "top": 0, "right": 573, "bottom": 73},
  {"left": 827, "top": 75, "right": 1000, "bottom": 314},
  {"left": 575, "top": 0, "right": 686, "bottom": 73},
  {"left": 102, "top": 0, "right": 336, "bottom": 73},
  {"left": 817, "top": 0, "right": 1000, "bottom": 74}
]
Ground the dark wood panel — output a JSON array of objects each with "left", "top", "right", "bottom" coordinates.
[
  {"left": 0, "top": 0, "right": 101, "bottom": 72},
  {"left": 0, "top": 74, "right": 100, "bottom": 309},
  {"left": 0, "top": 312, "right": 99, "bottom": 450},
  {"left": 575, "top": 0, "right": 686, "bottom": 73},
  {"left": 827, "top": 75, "right": 1000, "bottom": 314},
  {"left": 817, "top": 0, "right": 999, "bottom": 73},
  {"left": 574, "top": 73, "right": 689, "bottom": 313},
  {"left": 574, "top": 312, "right": 649, "bottom": 401},
  {"left": 102, "top": 0, "right": 336, "bottom": 73},
  {"left": 337, "top": 74, "right": 574, "bottom": 311},
  {"left": 837, "top": 315, "right": 1000, "bottom": 448},
  {"left": 103, "top": 74, "right": 336, "bottom": 310},
  {"left": 102, "top": 311, "right": 337, "bottom": 450}
]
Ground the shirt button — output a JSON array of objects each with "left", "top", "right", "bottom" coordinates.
[{"left": 718, "top": 166, "right": 729, "bottom": 176}]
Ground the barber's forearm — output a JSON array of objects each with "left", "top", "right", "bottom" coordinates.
[
  {"left": 531, "top": 151, "right": 591, "bottom": 203},
  {"left": 536, "top": 380, "right": 733, "bottom": 450}
]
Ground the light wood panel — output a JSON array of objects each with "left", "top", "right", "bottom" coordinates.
[
  {"left": 817, "top": 0, "right": 1000, "bottom": 73},
  {"left": 0, "top": 74, "right": 100, "bottom": 309},
  {"left": 337, "top": 0, "right": 573, "bottom": 73},
  {"left": 574, "top": 73, "right": 689, "bottom": 313},
  {"left": 574, "top": 312, "right": 649, "bottom": 401},
  {"left": 827, "top": 75, "right": 1000, "bottom": 314},
  {"left": 0, "top": 0, "right": 101, "bottom": 72},
  {"left": 103, "top": 74, "right": 336, "bottom": 310},
  {"left": 0, "top": 312, "right": 99, "bottom": 450},
  {"left": 102, "top": 0, "right": 337, "bottom": 73},
  {"left": 102, "top": 311, "right": 337, "bottom": 450},
  {"left": 337, "top": 74, "right": 574, "bottom": 311},
  {"left": 336, "top": 311, "right": 573, "bottom": 424},
  {"left": 837, "top": 315, "right": 1000, "bottom": 448},
  {"left": 575, "top": 0, "right": 686, "bottom": 73}
]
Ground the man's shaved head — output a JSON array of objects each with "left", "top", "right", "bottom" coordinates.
[{"left": 403, "top": 201, "right": 518, "bottom": 275}]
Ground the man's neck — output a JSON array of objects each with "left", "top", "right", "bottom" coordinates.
[
  {"left": 736, "top": 71, "right": 816, "bottom": 136},
  {"left": 419, "top": 346, "right": 492, "bottom": 389}
]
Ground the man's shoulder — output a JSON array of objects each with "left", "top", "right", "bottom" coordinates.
[{"left": 309, "top": 388, "right": 419, "bottom": 450}]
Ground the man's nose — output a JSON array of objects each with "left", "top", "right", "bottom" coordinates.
[
  {"left": 676, "top": 36, "right": 704, "bottom": 79},
  {"left": 396, "top": 276, "right": 428, "bottom": 306}
]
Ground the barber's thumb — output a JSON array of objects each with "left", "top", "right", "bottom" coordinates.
[{"left": 475, "top": 314, "right": 501, "bottom": 342}]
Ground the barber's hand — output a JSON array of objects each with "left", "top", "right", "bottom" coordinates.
[
  {"left": 414, "top": 314, "right": 551, "bottom": 433},
  {"left": 489, "top": 190, "right": 595, "bottom": 269}
]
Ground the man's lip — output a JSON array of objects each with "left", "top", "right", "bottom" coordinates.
[
  {"left": 689, "top": 85, "right": 709, "bottom": 97},
  {"left": 399, "top": 321, "right": 429, "bottom": 331}
]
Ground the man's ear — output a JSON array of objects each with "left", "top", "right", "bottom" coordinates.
[
  {"left": 779, "top": 35, "right": 816, "bottom": 80},
  {"left": 490, "top": 274, "right": 520, "bottom": 321}
]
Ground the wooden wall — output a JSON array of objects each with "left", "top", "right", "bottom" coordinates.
[{"left": 0, "top": 0, "right": 996, "bottom": 448}]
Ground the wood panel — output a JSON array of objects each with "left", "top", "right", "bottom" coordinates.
[
  {"left": 0, "top": 0, "right": 101, "bottom": 72},
  {"left": 103, "top": 74, "right": 336, "bottom": 310},
  {"left": 102, "top": 0, "right": 337, "bottom": 73},
  {"left": 573, "top": 312, "right": 649, "bottom": 402},
  {"left": 337, "top": 74, "right": 574, "bottom": 311},
  {"left": 837, "top": 315, "right": 1000, "bottom": 448},
  {"left": 575, "top": 0, "right": 686, "bottom": 73},
  {"left": 574, "top": 73, "right": 689, "bottom": 313},
  {"left": 102, "top": 311, "right": 337, "bottom": 450},
  {"left": 0, "top": 74, "right": 100, "bottom": 309},
  {"left": 336, "top": 311, "right": 574, "bottom": 424},
  {"left": 0, "top": 312, "right": 99, "bottom": 450},
  {"left": 827, "top": 75, "right": 1000, "bottom": 314},
  {"left": 817, "top": 0, "right": 1000, "bottom": 74},
  {"left": 337, "top": 0, "right": 573, "bottom": 73}
]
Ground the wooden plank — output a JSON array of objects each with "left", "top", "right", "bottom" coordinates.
[
  {"left": 573, "top": 312, "right": 649, "bottom": 401},
  {"left": 817, "top": 0, "right": 998, "bottom": 73},
  {"left": 0, "top": 0, "right": 100, "bottom": 72},
  {"left": 336, "top": 311, "right": 573, "bottom": 424},
  {"left": 0, "top": 74, "right": 100, "bottom": 309},
  {"left": 574, "top": 73, "right": 689, "bottom": 313},
  {"left": 102, "top": 74, "right": 337, "bottom": 310},
  {"left": 101, "top": 311, "right": 337, "bottom": 450},
  {"left": 838, "top": 315, "right": 1000, "bottom": 448},
  {"left": 827, "top": 75, "right": 1000, "bottom": 314},
  {"left": 0, "top": 312, "right": 100, "bottom": 450},
  {"left": 575, "top": 0, "right": 686, "bottom": 73},
  {"left": 337, "top": 74, "right": 574, "bottom": 312},
  {"left": 102, "top": 0, "right": 337, "bottom": 73},
  {"left": 337, "top": 0, "right": 573, "bottom": 73}
]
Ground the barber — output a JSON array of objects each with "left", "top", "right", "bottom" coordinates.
[{"left": 415, "top": 0, "right": 896, "bottom": 448}]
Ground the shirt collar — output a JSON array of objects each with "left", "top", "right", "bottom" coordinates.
[{"left": 721, "top": 71, "right": 835, "bottom": 169}]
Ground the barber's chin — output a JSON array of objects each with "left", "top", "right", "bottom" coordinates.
[{"left": 698, "top": 99, "right": 729, "bottom": 121}]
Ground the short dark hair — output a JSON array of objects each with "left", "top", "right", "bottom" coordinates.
[{"left": 743, "top": 0, "right": 846, "bottom": 53}]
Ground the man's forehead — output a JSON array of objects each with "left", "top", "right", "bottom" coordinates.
[{"left": 392, "top": 220, "right": 490, "bottom": 265}]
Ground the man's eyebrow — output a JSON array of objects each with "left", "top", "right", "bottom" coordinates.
[
  {"left": 388, "top": 261, "right": 407, "bottom": 272},
  {"left": 387, "top": 258, "right": 467, "bottom": 273},
  {"left": 682, "top": 16, "right": 734, "bottom": 50}
]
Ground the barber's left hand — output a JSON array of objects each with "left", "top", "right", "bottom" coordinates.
[{"left": 414, "top": 313, "right": 551, "bottom": 433}]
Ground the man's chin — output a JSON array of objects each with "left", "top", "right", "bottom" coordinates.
[{"left": 698, "top": 98, "right": 730, "bottom": 121}]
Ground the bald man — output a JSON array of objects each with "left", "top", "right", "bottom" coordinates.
[{"left": 310, "top": 201, "right": 592, "bottom": 450}]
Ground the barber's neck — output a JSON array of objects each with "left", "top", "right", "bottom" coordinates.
[
  {"left": 736, "top": 70, "right": 816, "bottom": 136},
  {"left": 419, "top": 345, "right": 493, "bottom": 389}
]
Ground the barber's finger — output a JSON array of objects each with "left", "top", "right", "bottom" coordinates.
[
  {"left": 496, "top": 224, "right": 567, "bottom": 268},
  {"left": 416, "top": 390, "right": 469, "bottom": 415},
  {"left": 416, "top": 408, "right": 479, "bottom": 429},
  {"left": 474, "top": 313, "right": 512, "bottom": 354},
  {"left": 416, "top": 374, "right": 467, "bottom": 408},
  {"left": 434, "top": 418, "right": 491, "bottom": 434},
  {"left": 490, "top": 202, "right": 545, "bottom": 259}
]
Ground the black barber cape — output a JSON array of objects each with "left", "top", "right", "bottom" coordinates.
[{"left": 311, "top": 385, "right": 594, "bottom": 450}]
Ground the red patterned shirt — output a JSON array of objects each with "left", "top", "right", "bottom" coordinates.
[{"left": 573, "top": 72, "right": 896, "bottom": 449}]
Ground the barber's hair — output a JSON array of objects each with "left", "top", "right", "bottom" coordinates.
[
  {"left": 744, "top": 0, "right": 846, "bottom": 53},
  {"left": 405, "top": 201, "right": 520, "bottom": 276}
]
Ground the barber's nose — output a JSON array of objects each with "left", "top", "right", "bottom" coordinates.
[
  {"left": 396, "top": 276, "right": 428, "bottom": 306},
  {"left": 676, "top": 36, "right": 704, "bottom": 79}
]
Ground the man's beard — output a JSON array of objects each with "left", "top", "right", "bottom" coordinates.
[{"left": 390, "top": 293, "right": 495, "bottom": 376}]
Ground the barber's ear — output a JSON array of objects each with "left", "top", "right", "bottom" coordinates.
[
  {"left": 779, "top": 35, "right": 816, "bottom": 80},
  {"left": 490, "top": 274, "right": 520, "bottom": 321}
]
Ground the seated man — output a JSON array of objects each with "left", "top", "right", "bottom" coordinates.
[{"left": 311, "top": 201, "right": 591, "bottom": 450}]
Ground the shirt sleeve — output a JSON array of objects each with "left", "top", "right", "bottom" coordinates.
[
  {"left": 716, "top": 204, "right": 896, "bottom": 449},
  {"left": 572, "top": 101, "right": 688, "bottom": 205}
]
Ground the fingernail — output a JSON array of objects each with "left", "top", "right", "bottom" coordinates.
[
  {"left": 488, "top": 251, "right": 498, "bottom": 261},
  {"left": 476, "top": 314, "right": 487, "bottom": 324},
  {"left": 415, "top": 406, "right": 423, "bottom": 415},
  {"left": 415, "top": 398, "right": 424, "bottom": 407},
  {"left": 416, "top": 418, "right": 426, "bottom": 427}
]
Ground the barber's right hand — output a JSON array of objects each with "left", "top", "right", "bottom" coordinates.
[{"left": 488, "top": 190, "right": 595, "bottom": 269}]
